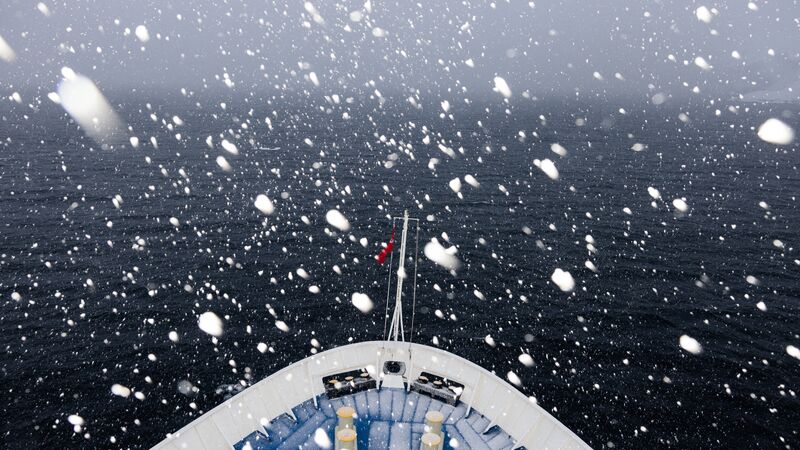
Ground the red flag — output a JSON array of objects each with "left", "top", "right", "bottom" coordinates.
[{"left": 376, "top": 227, "right": 395, "bottom": 264}]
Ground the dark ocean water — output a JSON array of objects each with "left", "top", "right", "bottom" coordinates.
[{"left": 1, "top": 95, "right": 798, "bottom": 449}]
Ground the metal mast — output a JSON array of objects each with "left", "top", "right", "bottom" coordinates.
[{"left": 387, "top": 210, "right": 410, "bottom": 341}]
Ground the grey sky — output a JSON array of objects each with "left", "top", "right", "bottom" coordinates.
[{"left": 1, "top": 0, "right": 798, "bottom": 100}]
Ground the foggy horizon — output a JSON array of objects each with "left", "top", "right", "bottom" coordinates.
[{"left": 1, "top": 0, "right": 799, "bottom": 102}]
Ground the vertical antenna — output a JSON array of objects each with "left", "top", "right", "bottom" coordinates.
[
  {"left": 408, "top": 222, "right": 420, "bottom": 343},
  {"left": 388, "top": 210, "right": 410, "bottom": 341},
  {"left": 381, "top": 217, "right": 396, "bottom": 341}
]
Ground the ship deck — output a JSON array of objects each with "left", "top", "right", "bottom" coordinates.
[
  {"left": 234, "top": 388, "right": 517, "bottom": 450},
  {"left": 152, "top": 341, "right": 591, "bottom": 450}
]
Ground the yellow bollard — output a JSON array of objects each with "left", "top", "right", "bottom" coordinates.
[
  {"left": 336, "top": 428, "right": 356, "bottom": 450},
  {"left": 335, "top": 428, "right": 357, "bottom": 450},
  {"left": 424, "top": 410, "right": 444, "bottom": 436},
  {"left": 336, "top": 406, "right": 355, "bottom": 429},
  {"left": 334, "top": 406, "right": 357, "bottom": 450},
  {"left": 421, "top": 432, "right": 442, "bottom": 450}
]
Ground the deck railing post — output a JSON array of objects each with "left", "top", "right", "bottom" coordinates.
[{"left": 466, "top": 373, "right": 482, "bottom": 417}]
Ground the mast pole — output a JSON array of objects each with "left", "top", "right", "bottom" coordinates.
[{"left": 389, "top": 210, "right": 410, "bottom": 341}]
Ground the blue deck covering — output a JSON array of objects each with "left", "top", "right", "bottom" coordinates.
[{"left": 234, "top": 388, "right": 519, "bottom": 450}]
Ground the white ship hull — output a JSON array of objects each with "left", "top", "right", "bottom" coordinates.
[{"left": 152, "top": 341, "right": 591, "bottom": 449}]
